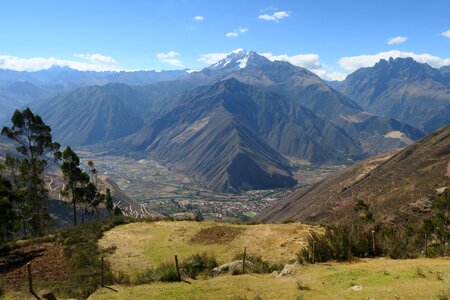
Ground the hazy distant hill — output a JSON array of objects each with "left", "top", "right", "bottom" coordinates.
[
  {"left": 441, "top": 65, "right": 450, "bottom": 85},
  {"left": 257, "top": 124, "right": 450, "bottom": 225},
  {"left": 340, "top": 57, "right": 450, "bottom": 133},
  {"left": 0, "top": 66, "right": 188, "bottom": 124},
  {"left": 0, "top": 66, "right": 188, "bottom": 87},
  {"left": 31, "top": 84, "right": 146, "bottom": 145}
]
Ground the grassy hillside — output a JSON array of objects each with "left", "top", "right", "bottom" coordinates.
[
  {"left": 99, "top": 221, "right": 320, "bottom": 273},
  {"left": 89, "top": 258, "right": 450, "bottom": 300},
  {"left": 2, "top": 220, "right": 449, "bottom": 299}
]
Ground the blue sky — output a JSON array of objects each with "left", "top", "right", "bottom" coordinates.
[{"left": 1, "top": 0, "right": 449, "bottom": 80}]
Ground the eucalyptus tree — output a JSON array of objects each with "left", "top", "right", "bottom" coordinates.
[
  {"left": 60, "top": 146, "right": 89, "bottom": 226},
  {"left": 1, "top": 108, "right": 61, "bottom": 236}
]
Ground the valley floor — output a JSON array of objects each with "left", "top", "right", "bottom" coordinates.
[{"left": 88, "top": 258, "right": 450, "bottom": 300}]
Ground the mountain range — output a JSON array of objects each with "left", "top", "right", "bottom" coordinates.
[
  {"left": 2, "top": 50, "right": 449, "bottom": 192},
  {"left": 339, "top": 57, "right": 450, "bottom": 133},
  {"left": 0, "top": 66, "right": 188, "bottom": 123}
]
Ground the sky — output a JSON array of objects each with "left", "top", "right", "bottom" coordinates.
[{"left": 1, "top": 0, "right": 449, "bottom": 80}]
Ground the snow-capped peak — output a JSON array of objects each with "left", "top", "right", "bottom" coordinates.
[
  {"left": 208, "top": 49, "right": 268, "bottom": 71},
  {"left": 231, "top": 48, "right": 245, "bottom": 54}
]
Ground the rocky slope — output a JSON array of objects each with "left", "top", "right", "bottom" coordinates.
[
  {"left": 257, "top": 124, "right": 450, "bottom": 225},
  {"left": 340, "top": 57, "right": 450, "bottom": 133},
  {"left": 31, "top": 84, "right": 147, "bottom": 145}
]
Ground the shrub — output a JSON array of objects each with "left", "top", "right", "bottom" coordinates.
[
  {"left": 233, "top": 253, "right": 277, "bottom": 274},
  {"left": 438, "top": 293, "right": 449, "bottom": 300},
  {"left": 134, "top": 262, "right": 180, "bottom": 284},
  {"left": 156, "top": 262, "right": 181, "bottom": 282},
  {"left": 113, "top": 271, "right": 131, "bottom": 285},
  {"left": 54, "top": 216, "right": 133, "bottom": 298},
  {"left": 298, "top": 226, "right": 364, "bottom": 263},
  {"left": 181, "top": 252, "right": 218, "bottom": 279},
  {"left": 416, "top": 267, "right": 426, "bottom": 278},
  {"left": 296, "top": 280, "right": 311, "bottom": 291}
]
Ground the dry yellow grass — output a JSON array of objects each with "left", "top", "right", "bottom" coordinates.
[{"left": 98, "top": 221, "right": 320, "bottom": 273}]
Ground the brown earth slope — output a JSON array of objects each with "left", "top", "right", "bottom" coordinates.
[{"left": 257, "top": 124, "right": 450, "bottom": 225}]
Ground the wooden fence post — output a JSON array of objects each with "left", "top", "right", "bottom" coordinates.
[
  {"left": 312, "top": 240, "right": 316, "bottom": 264},
  {"left": 174, "top": 255, "right": 181, "bottom": 281},
  {"left": 101, "top": 257, "right": 104, "bottom": 287},
  {"left": 372, "top": 230, "right": 376, "bottom": 255},
  {"left": 27, "top": 262, "right": 33, "bottom": 293},
  {"left": 242, "top": 247, "right": 247, "bottom": 274}
]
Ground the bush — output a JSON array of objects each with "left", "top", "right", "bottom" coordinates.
[
  {"left": 233, "top": 253, "right": 279, "bottom": 274},
  {"left": 298, "top": 225, "right": 385, "bottom": 263},
  {"left": 54, "top": 216, "right": 133, "bottom": 298},
  {"left": 181, "top": 252, "right": 218, "bottom": 279},
  {"left": 296, "top": 280, "right": 311, "bottom": 291},
  {"left": 156, "top": 263, "right": 180, "bottom": 282},
  {"left": 113, "top": 271, "right": 131, "bottom": 285},
  {"left": 298, "top": 223, "right": 431, "bottom": 264},
  {"left": 135, "top": 262, "right": 180, "bottom": 283}
]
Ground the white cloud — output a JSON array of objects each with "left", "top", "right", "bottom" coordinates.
[
  {"left": 442, "top": 29, "right": 450, "bottom": 38},
  {"left": 156, "top": 51, "right": 183, "bottom": 67},
  {"left": 73, "top": 53, "right": 117, "bottom": 67},
  {"left": 225, "top": 28, "right": 248, "bottom": 38},
  {"left": 387, "top": 36, "right": 407, "bottom": 45},
  {"left": 226, "top": 31, "right": 238, "bottom": 37},
  {"left": 258, "top": 11, "right": 289, "bottom": 22},
  {"left": 262, "top": 53, "right": 322, "bottom": 69},
  {"left": 338, "top": 50, "right": 450, "bottom": 72},
  {"left": 198, "top": 52, "right": 228, "bottom": 65},
  {"left": 262, "top": 52, "right": 346, "bottom": 80},
  {"left": 193, "top": 16, "right": 204, "bottom": 21},
  {"left": 0, "top": 53, "right": 118, "bottom": 71}
]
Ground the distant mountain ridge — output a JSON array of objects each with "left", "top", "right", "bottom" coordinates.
[
  {"left": 14, "top": 50, "right": 443, "bottom": 193},
  {"left": 339, "top": 57, "right": 450, "bottom": 133},
  {"left": 30, "top": 84, "right": 146, "bottom": 145},
  {"left": 0, "top": 66, "right": 189, "bottom": 124}
]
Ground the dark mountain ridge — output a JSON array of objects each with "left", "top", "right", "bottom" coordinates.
[{"left": 340, "top": 57, "right": 450, "bottom": 133}]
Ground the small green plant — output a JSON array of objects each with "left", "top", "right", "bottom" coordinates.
[
  {"left": 155, "top": 262, "right": 180, "bottom": 282},
  {"left": 113, "top": 271, "right": 131, "bottom": 285},
  {"left": 134, "top": 262, "right": 180, "bottom": 284},
  {"left": 437, "top": 293, "right": 449, "bottom": 300},
  {"left": 416, "top": 267, "right": 426, "bottom": 278},
  {"left": 181, "top": 252, "right": 218, "bottom": 279},
  {"left": 233, "top": 253, "right": 277, "bottom": 274},
  {"left": 296, "top": 280, "right": 311, "bottom": 291},
  {"left": 435, "top": 272, "right": 444, "bottom": 281}
]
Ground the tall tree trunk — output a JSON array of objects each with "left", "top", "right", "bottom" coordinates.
[{"left": 73, "top": 202, "right": 77, "bottom": 226}]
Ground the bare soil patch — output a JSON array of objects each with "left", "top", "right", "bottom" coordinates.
[
  {"left": 189, "top": 226, "right": 245, "bottom": 245},
  {"left": 0, "top": 242, "right": 67, "bottom": 289}
]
